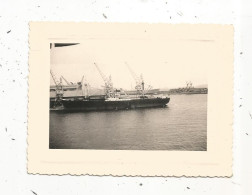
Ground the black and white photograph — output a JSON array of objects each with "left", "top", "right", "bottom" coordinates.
[
  {"left": 4, "top": 0, "right": 252, "bottom": 192},
  {"left": 49, "top": 30, "right": 208, "bottom": 151},
  {"left": 28, "top": 22, "right": 233, "bottom": 176}
]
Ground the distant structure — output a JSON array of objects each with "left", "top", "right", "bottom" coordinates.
[
  {"left": 186, "top": 81, "right": 194, "bottom": 90},
  {"left": 165, "top": 82, "right": 208, "bottom": 95}
]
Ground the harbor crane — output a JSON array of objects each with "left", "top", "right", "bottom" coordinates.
[
  {"left": 50, "top": 70, "right": 64, "bottom": 107},
  {"left": 50, "top": 70, "right": 62, "bottom": 90},
  {"left": 125, "top": 62, "right": 153, "bottom": 96},
  {"left": 94, "top": 62, "right": 114, "bottom": 97},
  {"left": 125, "top": 62, "right": 143, "bottom": 92},
  {"left": 61, "top": 76, "right": 71, "bottom": 85},
  {"left": 185, "top": 81, "right": 193, "bottom": 91}
]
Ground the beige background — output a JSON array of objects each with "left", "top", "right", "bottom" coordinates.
[
  {"left": 50, "top": 26, "right": 209, "bottom": 89},
  {"left": 28, "top": 22, "right": 233, "bottom": 176}
]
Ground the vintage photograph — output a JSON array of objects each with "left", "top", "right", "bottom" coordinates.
[
  {"left": 28, "top": 23, "right": 232, "bottom": 176},
  {"left": 49, "top": 38, "right": 207, "bottom": 150}
]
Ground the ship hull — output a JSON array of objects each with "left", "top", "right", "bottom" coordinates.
[{"left": 61, "top": 97, "right": 170, "bottom": 111}]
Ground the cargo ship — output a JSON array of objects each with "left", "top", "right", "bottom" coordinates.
[
  {"left": 62, "top": 95, "right": 169, "bottom": 111},
  {"left": 50, "top": 63, "right": 170, "bottom": 111}
]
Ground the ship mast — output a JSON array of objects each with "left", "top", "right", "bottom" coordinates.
[
  {"left": 79, "top": 75, "right": 90, "bottom": 98},
  {"left": 94, "top": 62, "right": 114, "bottom": 98},
  {"left": 81, "top": 76, "right": 90, "bottom": 98}
]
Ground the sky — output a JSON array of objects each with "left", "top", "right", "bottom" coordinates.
[{"left": 50, "top": 25, "right": 217, "bottom": 90}]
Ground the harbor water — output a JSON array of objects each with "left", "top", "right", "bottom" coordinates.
[{"left": 49, "top": 94, "right": 207, "bottom": 150}]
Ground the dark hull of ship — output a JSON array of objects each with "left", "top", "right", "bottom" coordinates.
[
  {"left": 50, "top": 98, "right": 61, "bottom": 108},
  {"left": 61, "top": 98, "right": 170, "bottom": 111}
]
